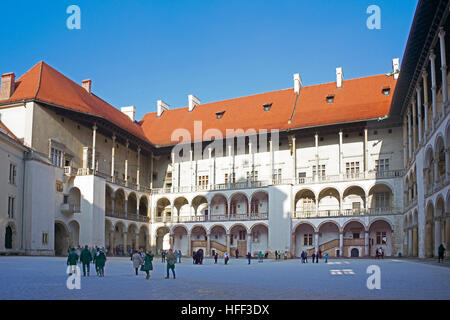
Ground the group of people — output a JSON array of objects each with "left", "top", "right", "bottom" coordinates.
[
  {"left": 193, "top": 249, "right": 204, "bottom": 264},
  {"left": 299, "top": 250, "right": 329, "bottom": 263},
  {"left": 66, "top": 245, "right": 107, "bottom": 277},
  {"left": 133, "top": 249, "right": 177, "bottom": 279},
  {"left": 274, "top": 250, "right": 288, "bottom": 260},
  {"left": 375, "top": 247, "right": 385, "bottom": 259}
]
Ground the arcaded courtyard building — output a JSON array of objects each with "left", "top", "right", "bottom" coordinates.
[{"left": 0, "top": 0, "right": 448, "bottom": 259}]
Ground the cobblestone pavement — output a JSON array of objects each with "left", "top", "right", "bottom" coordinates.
[{"left": 0, "top": 256, "right": 449, "bottom": 300}]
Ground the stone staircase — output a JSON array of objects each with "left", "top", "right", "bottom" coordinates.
[{"left": 307, "top": 239, "right": 340, "bottom": 257}]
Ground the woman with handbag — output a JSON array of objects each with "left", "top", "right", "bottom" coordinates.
[{"left": 141, "top": 250, "right": 154, "bottom": 280}]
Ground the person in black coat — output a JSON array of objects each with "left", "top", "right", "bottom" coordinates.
[{"left": 246, "top": 252, "right": 251, "bottom": 264}]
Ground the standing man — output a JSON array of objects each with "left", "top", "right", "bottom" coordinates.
[
  {"left": 235, "top": 248, "right": 239, "bottom": 259},
  {"left": 246, "top": 252, "right": 251, "bottom": 264},
  {"left": 80, "top": 245, "right": 92, "bottom": 277},
  {"left": 67, "top": 248, "right": 79, "bottom": 276},
  {"left": 95, "top": 248, "right": 107, "bottom": 277},
  {"left": 438, "top": 244, "right": 446, "bottom": 263},
  {"left": 315, "top": 251, "right": 319, "bottom": 263},
  {"left": 165, "top": 249, "right": 176, "bottom": 279},
  {"left": 324, "top": 252, "right": 329, "bottom": 263},
  {"left": 161, "top": 250, "right": 166, "bottom": 263}
]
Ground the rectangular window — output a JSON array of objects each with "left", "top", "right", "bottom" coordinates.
[
  {"left": 375, "top": 159, "right": 389, "bottom": 172},
  {"left": 56, "top": 181, "right": 63, "bottom": 193},
  {"left": 198, "top": 175, "right": 209, "bottom": 187},
  {"left": 312, "top": 165, "right": 326, "bottom": 178},
  {"left": 353, "top": 233, "right": 360, "bottom": 239},
  {"left": 376, "top": 232, "right": 387, "bottom": 245},
  {"left": 50, "top": 147, "right": 63, "bottom": 167},
  {"left": 42, "top": 233, "right": 49, "bottom": 246},
  {"left": 273, "top": 168, "right": 282, "bottom": 183},
  {"left": 375, "top": 192, "right": 390, "bottom": 209},
  {"left": 345, "top": 162, "right": 360, "bottom": 177},
  {"left": 224, "top": 173, "right": 228, "bottom": 184},
  {"left": 303, "top": 233, "right": 313, "bottom": 246},
  {"left": 8, "top": 196, "right": 15, "bottom": 218},
  {"left": 246, "top": 170, "right": 258, "bottom": 182},
  {"left": 9, "top": 163, "right": 17, "bottom": 185}
]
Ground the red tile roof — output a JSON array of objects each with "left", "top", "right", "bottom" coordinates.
[
  {"left": 140, "top": 75, "right": 397, "bottom": 146},
  {"left": 0, "top": 62, "right": 396, "bottom": 147},
  {"left": 0, "top": 62, "right": 148, "bottom": 142}
]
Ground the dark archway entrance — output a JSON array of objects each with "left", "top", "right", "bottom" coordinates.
[
  {"left": 5, "top": 226, "right": 12, "bottom": 249},
  {"left": 351, "top": 248, "right": 359, "bottom": 257}
]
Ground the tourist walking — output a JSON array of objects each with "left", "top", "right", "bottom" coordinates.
[
  {"left": 132, "top": 250, "right": 144, "bottom": 275},
  {"left": 438, "top": 244, "right": 446, "bottom": 263},
  {"left": 315, "top": 251, "right": 319, "bottom": 263},
  {"left": 284, "top": 251, "right": 287, "bottom": 260},
  {"left": 247, "top": 252, "right": 251, "bottom": 264},
  {"left": 258, "top": 251, "right": 263, "bottom": 263},
  {"left": 80, "top": 245, "right": 92, "bottom": 277},
  {"left": 235, "top": 249, "right": 239, "bottom": 259},
  {"left": 161, "top": 250, "right": 166, "bottom": 263},
  {"left": 165, "top": 249, "right": 176, "bottom": 279},
  {"left": 224, "top": 252, "right": 229, "bottom": 265},
  {"left": 312, "top": 252, "right": 316, "bottom": 264},
  {"left": 141, "top": 251, "right": 154, "bottom": 279},
  {"left": 300, "top": 251, "right": 305, "bottom": 263},
  {"left": 214, "top": 252, "right": 218, "bottom": 264},
  {"left": 95, "top": 248, "right": 107, "bottom": 277},
  {"left": 324, "top": 252, "right": 329, "bottom": 263},
  {"left": 67, "top": 248, "right": 79, "bottom": 276}
]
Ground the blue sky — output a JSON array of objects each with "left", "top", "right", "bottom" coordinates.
[{"left": 0, "top": 0, "right": 417, "bottom": 121}]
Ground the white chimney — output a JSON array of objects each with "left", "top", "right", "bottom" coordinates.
[
  {"left": 293, "top": 73, "right": 302, "bottom": 94},
  {"left": 392, "top": 58, "right": 400, "bottom": 80},
  {"left": 336, "top": 67, "right": 343, "bottom": 88},
  {"left": 121, "top": 106, "right": 136, "bottom": 122},
  {"left": 188, "top": 94, "right": 200, "bottom": 112},
  {"left": 82, "top": 79, "right": 92, "bottom": 93},
  {"left": 157, "top": 100, "right": 170, "bottom": 117}
]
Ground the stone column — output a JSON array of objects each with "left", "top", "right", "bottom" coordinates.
[
  {"left": 124, "top": 140, "right": 129, "bottom": 185},
  {"left": 247, "top": 232, "right": 252, "bottom": 255},
  {"left": 439, "top": 28, "right": 448, "bottom": 108},
  {"left": 416, "top": 87, "right": 423, "bottom": 145},
  {"left": 137, "top": 146, "right": 141, "bottom": 189},
  {"left": 228, "top": 145, "right": 232, "bottom": 188},
  {"left": 407, "top": 111, "right": 412, "bottom": 159},
  {"left": 111, "top": 134, "right": 116, "bottom": 181},
  {"left": 339, "top": 131, "right": 343, "bottom": 176},
  {"left": 226, "top": 233, "right": 231, "bottom": 255},
  {"left": 434, "top": 219, "right": 441, "bottom": 257},
  {"left": 91, "top": 124, "right": 97, "bottom": 171},
  {"left": 314, "top": 133, "right": 319, "bottom": 181},
  {"left": 430, "top": 51, "right": 438, "bottom": 130},
  {"left": 135, "top": 232, "right": 139, "bottom": 250},
  {"left": 291, "top": 233, "right": 296, "bottom": 257},
  {"left": 412, "top": 227, "right": 418, "bottom": 256},
  {"left": 423, "top": 72, "right": 429, "bottom": 135},
  {"left": 364, "top": 231, "right": 369, "bottom": 257},
  {"left": 248, "top": 141, "right": 253, "bottom": 187},
  {"left": 412, "top": 99, "right": 417, "bottom": 151},
  {"left": 208, "top": 147, "right": 213, "bottom": 189},
  {"left": 111, "top": 195, "right": 115, "bottom": 215},
  {"left": 403, "top": 117, "right": 408, "bottom": 167},
  {"left": 408, "top": 228, "right": 413, "bottom": 256},
  {"left": 187, "top": 234, "right": 191, "bottom": 256},
  {"left": 314, "top": 232, "right": 319, "bottom": 253},
  {"left": 124, "top": 197, "right": 128, "bottom": 217},
  {"left": 169, "top": 234, "right": 174, "bottom": 250},
  {"left": 364, "top": 128, "right": 368, "bottom": 175},
  {"left": 269, "top": 139, "right": 274, "bottom": 183},
  {"left": 123, "top": 232, "right": 128, "bottom": 253},
  {"left": 339, "top": 232, "right": 343, "bottom": 257},
  {"left": 206, "top": 232, "right": 211, "bottom": 257},
  {"left": 150, "top": 152, "right": 154, "bottom": 189},
  {"left": 292, "top": 136, "right": 296, "bottom": 184},
  {"left": 109, "top": 230, "right": 114, "bottom": 255}
]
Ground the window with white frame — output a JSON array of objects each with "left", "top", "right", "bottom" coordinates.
[
  {"left": 272, "top": 168, "right": 282, "bottom": 183},
  {"left": 9, "top": 163, "right": 16, "bottom": 185},
  {"left": 303, "top": 233, "right": 313, "bottom": 246},
  {"left": 375, "top": 159, "right": 389, "bottom": 172},
  {"left": 8, "top": 196, "right": 15, "bottom": 218},
  {"left": 312, "top": 165, "right": 326, "bottom": 178},
  {"left": 50, "top": 146, "right": 63, "bottom": 167},
  {"left": 345, "top": 161, "right": 360, "bottom": 177},
  {"left": 376, "top": 231, "right": 387, "bottom": 245},
  {"left": 375, "top": 192, "right": 390, "bottom": 209}
]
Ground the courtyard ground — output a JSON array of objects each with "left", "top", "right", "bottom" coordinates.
[{"left": 0, "top": 256, "right": 449, "bottom": 300}]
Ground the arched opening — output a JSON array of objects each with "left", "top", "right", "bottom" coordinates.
[
  {"left": 318, "top": 221, "right": 340, "bottom": 257},
  {"left": 192, "top": 196, "right": 208, "bottom": 221},
  {"left": 293, "top": 222, "right": 315, "bottom": 257},
  {"left": 294, "top": 189, "right": 316, "bottom": 218},
  {"left": 229, "top": 224, "right": 247, "bottom": 257},
  {"left": 342, "top": 186, "right": 366, "bottom": 215},
  {"left": 191, "top": 225, "right": 207, "bottom": 255},
  {"left": 318, "top": 187, "right": 340, "bottom": 217},
  {"left": 127, "top": 224, "right": 139, "bottom": 251},
  {"left": 424, "top": 147, "right": 434, "bottom": 194},
  {"left": 435, "top": 196, "right": 445, "bottom": 256},
  {"left": 127, "top": 193, "right": 138, "bottom": 216},
  {"left": 369, "top": 220, "right": 393, "bottom": 257},
  {"left": 54, "top": 222, "right": 69, "bottom": 256},
  {"left": 250, "top": 191, "right": 268, "bottom": 218},
  {"left": 156, "top": 226, "right": 170, "bottom": 254},
  {"left": 230, "top": 193, "right": 249, "bottom": 217},
  {"left": 425, "top": 202, "right": 434, "bottom": 258},
  {"left": 139, "top": 196, "right": 148, "bottom": 217},
  {"left": 156, "top": 198, "right": 171, "bottom": 222},
  {"left": 105, "top": 185, "right": 113, "bottom": 215},
  {"left": 105, "top": 219, "right": 113, "bottom": 255},
  {"left": 210, "top": 225, "right": 227, "bottom": 257},
  {"left": 139, "top": 226, "right": 148, "bottom": 251},
  {"left": 172, "top": 225, "right": 188, "bottom": 255},
  {"left": 250, "top": 224, "right": 268, "bottom": 256},
  {"left": 435, "top": 136, "right": 446, "bottom": 184},
  {"left": 446, "top": 123, "right": 450, "bottom": 174},
  {"left": 174, "top": 197, "right": 190, "bottom": 222},
  {"left": 67, "top": 187, "right": 81, "bottom": 212},
  {"left": 413, "top": 210, "right": 419, "bottom": 256},
  {"left": 5, "top": 226, "right": 12, "bottom": 249},
  {"left": 343, "top": 220, "right": 365, "bottom": 257},
  {"left": 114, "top": 189, "right": 126, "bottom": 216},
  {"left": 113, "top": 222, "right": 126, "bottom": 256},
  {"left": 368, "top": 184, "right": 393, "bottom": 214},
  {"left": 210, "top": 194, "right": 228, "bottom": 221},
  {"left": 350, "top": 248, "right": 359, "bottom": 257},
  {"left": 68, "top": 220, "right": 80, "bottom": 249}
]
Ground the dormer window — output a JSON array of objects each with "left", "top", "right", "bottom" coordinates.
[
  {"left": 326, "top": 94, "right": 335, "bottom": 104},
  {"left": 216, "top": 110, "right": 225, "bottom": 120},
  {"left": 263, "top": 103, "right": 272, "bottom": 112},
  {"left": 382, "top": 87, "right": 391, "bottom": 96}
]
